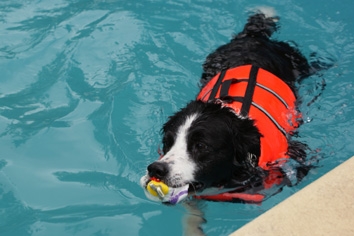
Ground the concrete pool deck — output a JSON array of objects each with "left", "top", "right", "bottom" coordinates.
[{"left": 231, "top": 156, "right": 354, "bottom": 236}]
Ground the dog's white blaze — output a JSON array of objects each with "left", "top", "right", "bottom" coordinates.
[{"left": 161, "top": 113, "right": 198, "bottom": 184}]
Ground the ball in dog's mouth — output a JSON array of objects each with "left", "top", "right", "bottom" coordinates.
[
  {"left": 141, "top": 177, "right": 205, "bottom": 204},
  {"left": 146, "top": 179, "right": 170, "bottom": 198}
]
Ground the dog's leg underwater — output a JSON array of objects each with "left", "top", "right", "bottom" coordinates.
[{"left": 182, "top": 200, "right": 206, "bottom": 236}]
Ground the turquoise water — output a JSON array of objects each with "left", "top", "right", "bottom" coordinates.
[{"left": 1, "top": 0, "right": 354, "bottom": 235}]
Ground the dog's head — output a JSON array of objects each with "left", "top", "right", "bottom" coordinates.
[{"left": 140, "top": 100, "right": 261, "bottom": 204}]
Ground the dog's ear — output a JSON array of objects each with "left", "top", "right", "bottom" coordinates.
[
  {"left": 220, "top": 116, "right": 262, "bottom": 186},
  {"left": 230, "top": 117, "right": 261, "bottom": 168}
]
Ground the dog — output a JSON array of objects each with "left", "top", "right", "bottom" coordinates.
[{"left": 140, "top": 11, "right": 318, "bottom": 206}]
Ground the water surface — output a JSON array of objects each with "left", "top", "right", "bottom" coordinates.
[{"left": 1, "top": 0, "right": 354, "bottom": 235}]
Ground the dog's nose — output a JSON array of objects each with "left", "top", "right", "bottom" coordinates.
[{"left": 147, "top": 162, "right": 169, "bottom": 180}]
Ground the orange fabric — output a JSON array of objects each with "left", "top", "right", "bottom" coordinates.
[
  {"left": 194, "top": 192, "right": 264, "bottom": 203},
  {"left": 197, "top": 65, "right": 300, "bottom": 170}
]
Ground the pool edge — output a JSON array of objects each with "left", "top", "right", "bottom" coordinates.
[{"left": 230, "top": 156, "right": 354, "bottom": 236}]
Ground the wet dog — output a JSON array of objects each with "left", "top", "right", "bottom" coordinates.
[{"left": 140, "top": 11, "right": 316, "bottom": 206}]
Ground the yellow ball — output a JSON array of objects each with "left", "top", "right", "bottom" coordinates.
[{"left": 147, "top": 180, "right": 169, "bottom": 198}]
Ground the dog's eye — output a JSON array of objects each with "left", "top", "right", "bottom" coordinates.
[{"left": 194, "top": 142, "right": 209, "bottom": 151}]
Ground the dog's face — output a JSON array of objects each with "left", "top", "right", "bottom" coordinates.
[{"left": 140, "top": 101, "right": 261, "bottom": 201}]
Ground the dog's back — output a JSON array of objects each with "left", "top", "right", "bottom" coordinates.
[{"left": 200, "top": 13, "right": 311, "bottom": 88}]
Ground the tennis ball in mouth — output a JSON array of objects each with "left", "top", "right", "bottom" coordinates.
[{"left": 146, "top": 180, "right": 169, "bottom": 198}]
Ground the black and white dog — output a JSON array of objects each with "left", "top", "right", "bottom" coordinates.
[{"left": 140, "top": 10, "right": 318, "bottom": 205}]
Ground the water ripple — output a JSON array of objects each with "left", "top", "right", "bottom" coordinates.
[{"left": 1, "top": 1, "right": 354, "bottom": 235}]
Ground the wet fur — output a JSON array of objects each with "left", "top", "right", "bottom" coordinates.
[
  {"left": 142, "top": 12, "right": 324, "bottom": 235},
  {"left": 144, "top": 13, "right": 313, "bottom": 193},
  {"left": 141, "top": 11, "right": 323, "bottom": 235}
]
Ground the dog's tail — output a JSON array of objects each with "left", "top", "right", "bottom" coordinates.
[{"left": 239, "top": 7, "right": 279, "bottom": 38}]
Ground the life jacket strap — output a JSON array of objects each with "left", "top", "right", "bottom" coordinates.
[
  {"left": 208, "top": 69, "right": 227, "bottom": 101},
  {"left": 194, "top": 192, "right": 265, "bottom": 203},
  {"left": 209, "top": 66, "right": 288, "bottom": 137},
  {"left": 240, "top": 65, "right": 259, "bottom": 116}
]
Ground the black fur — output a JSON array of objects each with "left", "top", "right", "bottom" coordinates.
[
  {"left": 162, "top": 101, "right": 261, "bottom": 189},
  {"left": 201, "top": 14, "right": 311, "bottom": 90},
  {"left": 150, "top": 13, "right": 315, "bottom": 198}
]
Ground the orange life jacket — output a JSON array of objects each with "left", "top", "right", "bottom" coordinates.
[{"left": 195, "top": 65, "right": 300, "bottom": 203}]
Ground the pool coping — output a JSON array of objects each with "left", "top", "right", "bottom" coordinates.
[{"left": 230, "top": 156, "right": 354, "bottom": 236}]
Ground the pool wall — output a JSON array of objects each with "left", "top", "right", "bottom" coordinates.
[{"left": 231, "top": 156, "right": 354, "bottom": 235}]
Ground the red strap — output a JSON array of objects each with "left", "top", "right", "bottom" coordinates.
[
  {"left": 194, "top": 168, "right": 284, "bottom": 203},
  {"left": 194, "top": 192, "right": 265, "bottom": 203}
]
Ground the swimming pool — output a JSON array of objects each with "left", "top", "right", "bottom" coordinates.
[{"left": 0, "top": 0, "right": 353, "bottom": 235}]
